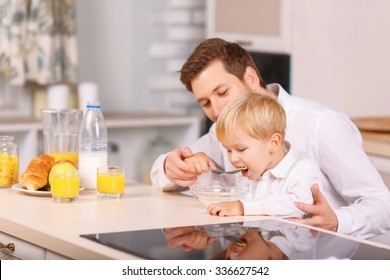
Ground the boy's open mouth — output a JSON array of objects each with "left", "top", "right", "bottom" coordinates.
[{"left": 237, "top": 166, "right": 248, "bottom": 176}]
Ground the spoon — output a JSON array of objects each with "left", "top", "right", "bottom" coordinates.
[
  {"left": 210, "top": 168, "right": 243, "bottom": 175},
  {"left": 223, "top": 235, "right": 247, "bottom": 246}
]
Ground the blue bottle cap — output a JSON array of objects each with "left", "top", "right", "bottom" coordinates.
[{"left": 86, "top": 103, "right": 101, "bottom": 109}]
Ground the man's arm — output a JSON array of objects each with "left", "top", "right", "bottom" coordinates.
[{"left": 296, "top": 111, "right": 390, "bottom": 237}]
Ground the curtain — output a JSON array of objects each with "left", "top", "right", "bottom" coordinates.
[{"left": 0, "top": 0, "right": 78, "bottom": 86}]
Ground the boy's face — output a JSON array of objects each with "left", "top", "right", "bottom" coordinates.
[
  {"left": 222, "top": 130, "right": 275, "bottom": 180},
  {"left": 191, "top": 60, "right": 255, "bottom": 122}
]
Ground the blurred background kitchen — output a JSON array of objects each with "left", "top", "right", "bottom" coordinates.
[{"left": 0, "top": 0, "right": 389, "bottom": 185}]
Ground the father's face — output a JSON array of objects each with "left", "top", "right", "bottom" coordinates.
[{"left": 191, "top": 60, "right": 255, "bottom": 122}]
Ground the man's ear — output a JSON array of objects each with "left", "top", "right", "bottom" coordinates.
[
  {"left": 269, "top": 133, "right": 282, "bottom": 153},
  {"left": 244, "top": 66, "right": 261, "bottom": 91}
]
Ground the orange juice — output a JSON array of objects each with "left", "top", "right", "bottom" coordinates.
[
  {"left": 50, "top": 151, "right": 78, "bottom": 166},
  {"left": 97, "top": 166, "right": 125, "bottom": 198},
  {"left": 97, "top": 173, "right": 125, "bottom": 194},
  {"left": 49, "top": 170, "right": 80, "bottom": 201}
]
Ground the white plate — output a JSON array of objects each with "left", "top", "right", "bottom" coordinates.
[{"left": 11, "top": 184, "right": 85, "bottom": 197}]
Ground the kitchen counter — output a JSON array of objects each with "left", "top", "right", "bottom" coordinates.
[
  {"left": 1, "top": 182, "right": 390, "bottom": 260},
  {"left": 0, "top": 182, "right": 268, "bottom": 260}
]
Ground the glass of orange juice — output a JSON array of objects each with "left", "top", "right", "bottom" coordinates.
[
  {"left": 49, "top": 169, "right": 80, "bottom": 203},
  {"left": 97, "top": 166, "right": 125, "bottom": 199},
  {"left": 41, "top": 109, "right": 82, "bottom": 167}
]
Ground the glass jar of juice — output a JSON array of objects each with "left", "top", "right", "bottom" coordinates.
[{"left": 0, "top": 136, "right": 18, "bottom": 188}]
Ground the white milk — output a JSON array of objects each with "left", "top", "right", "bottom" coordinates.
[{"left": 79, "top": 152, "right": 107, "bottom": 189}]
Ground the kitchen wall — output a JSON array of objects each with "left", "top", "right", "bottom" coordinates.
[
  {"left": 291, "top": 0, "right": 390, "bottom": 118},
  {"left": 77, "top": 0, "right": 136, "bottom": 112},
  {"left": 77, "top": 0, "right": 390, "bottom": 118},
  {"left": 77, "top": 0, "right": 205, "bottom": 116}
]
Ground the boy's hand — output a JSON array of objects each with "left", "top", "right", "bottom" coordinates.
[{"left": 207, "top": 201, "right": 244, "bottom": 216}]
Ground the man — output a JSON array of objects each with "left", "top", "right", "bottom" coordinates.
[{"left": 151, "top": 38, "right": 390, "bottom": 259}]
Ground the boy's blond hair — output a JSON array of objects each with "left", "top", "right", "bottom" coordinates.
[{"left": 216, "top": 93, "right": 286, "bottom": 144}]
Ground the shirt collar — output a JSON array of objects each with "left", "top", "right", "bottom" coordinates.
[{"left": 267, "top": 83, "right": 291, "bottom": 118}]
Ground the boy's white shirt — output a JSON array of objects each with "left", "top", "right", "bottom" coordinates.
[{"left": 242, "top": 148, "right": 318, "bottom": 217}]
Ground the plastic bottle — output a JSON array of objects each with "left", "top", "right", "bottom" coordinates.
[
  {"left": 0, "top": 135, "right": 18, "bottom": 187},
  {"left": 78, "top": 103, "right": 108, "bottom": 189}
]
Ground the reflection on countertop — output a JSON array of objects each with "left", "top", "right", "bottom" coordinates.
[{"left": 81, "top": 219, "right": 390, "bottom": 260}]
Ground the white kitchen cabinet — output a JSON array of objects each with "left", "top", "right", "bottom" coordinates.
[
  {"left": 0, "top": 112, "right": 201, "bottom": 183},
  {"left": 0, "top": 231, "right": 71, "bottom": 260},
  {"left": 206, "top": 0, "right": 291, "bottom": 53},
  {"left": 0, "top": 231, "right": 45, "bottom": 260},
  {"left": 103, "top": 113, "right": 201, "bottom": 182},
  {"left": 45, "top": 250, "right": 71, "bottom": 260}
]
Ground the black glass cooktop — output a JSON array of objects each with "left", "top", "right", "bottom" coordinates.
[{"left": 81, "top": 220, "right": 390, "bottom": 260}]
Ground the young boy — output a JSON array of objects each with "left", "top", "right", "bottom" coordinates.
[{"left": 185, "top": 93, "right": 320, "bottom": 218}]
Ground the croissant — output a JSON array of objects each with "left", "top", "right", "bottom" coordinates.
[{"left": 18, "top": 154, "right": 55, "bottom": 191}]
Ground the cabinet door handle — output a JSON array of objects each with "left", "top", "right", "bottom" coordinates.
[
  {"left": 235, "top": 40, "right": 253, "bottom": 46},
  {"left": 0, "top": 242, "right": 15, "bottom": 251}
]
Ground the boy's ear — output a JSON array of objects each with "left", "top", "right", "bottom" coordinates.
[{"left": 269, "top": 133, "right": 282, "bottom": 153}]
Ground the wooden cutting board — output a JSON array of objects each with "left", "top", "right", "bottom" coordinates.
[{"left": 352, "top": 117, "right": 390, "bottom": 132}]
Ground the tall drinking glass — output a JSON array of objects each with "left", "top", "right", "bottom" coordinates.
[{"left": 41, "top": 109, "right": 82, "bottom": 166}]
